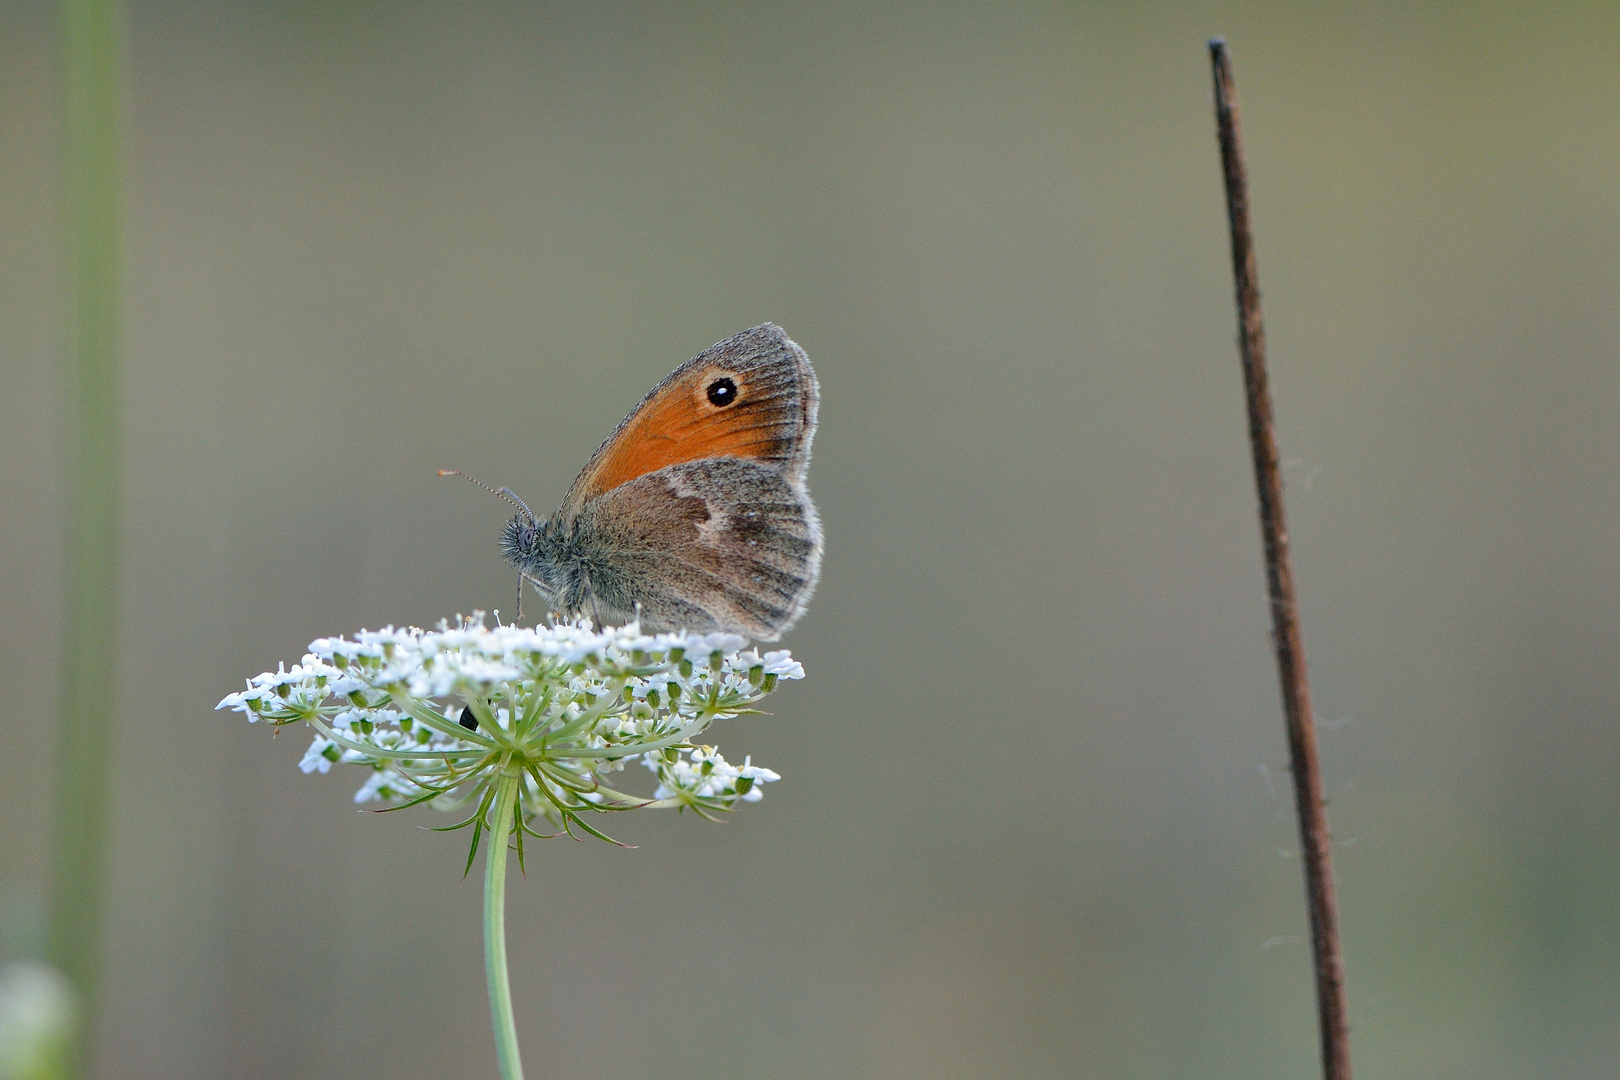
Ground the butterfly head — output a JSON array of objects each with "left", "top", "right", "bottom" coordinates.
[
  {"left": 500, "top": 509, "right": 574, "bottom": 614},
  {"left": 500, "top": 510, "right": 550, "bottom": 577}
]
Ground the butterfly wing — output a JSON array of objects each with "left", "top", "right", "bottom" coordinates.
[
  {"left": 561, "top": 324, "right": 818, "bottom": 511},
  {"left": 566, "top": 457, "right": 822, "bottom": 640}
]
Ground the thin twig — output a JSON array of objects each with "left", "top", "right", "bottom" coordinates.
[{"left": 1208, "top": 37, "right": 1352, "bottom": 1080}]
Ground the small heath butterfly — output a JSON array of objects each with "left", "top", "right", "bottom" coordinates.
[{"left": 452, "top": 324, "right": 821, "bottom": 641}]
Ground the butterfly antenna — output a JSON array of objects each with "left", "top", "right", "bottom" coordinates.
[{"left": 438, "top": 468, "right": 536, "bottom": 521}]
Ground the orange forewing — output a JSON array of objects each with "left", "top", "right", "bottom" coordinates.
[{"left": 563, "top": 326, "right": 815, "bottom": 507}]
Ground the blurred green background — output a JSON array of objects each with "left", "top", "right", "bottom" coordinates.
[{"left": 4, "top": 2, "right": 1619, "bottom": 1077}]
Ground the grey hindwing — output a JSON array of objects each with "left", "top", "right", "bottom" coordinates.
[{"left": 571, "top": 457, "right": 822, "bottom": 640}]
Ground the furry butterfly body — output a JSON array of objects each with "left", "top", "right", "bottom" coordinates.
[{"left": 500, "top": 324, "right": 821, "bottom": 641}]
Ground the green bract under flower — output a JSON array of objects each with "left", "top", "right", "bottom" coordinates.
[{"left": 217, "top": 616, "right": 800, "bottom": 850}]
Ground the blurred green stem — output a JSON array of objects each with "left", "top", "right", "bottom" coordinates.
[
  {"left": 485, "top": 775, "right": 526, "bottom": 1080},
  {"left": 48, "top": 0, "right": 122, "bottom": 1073}
]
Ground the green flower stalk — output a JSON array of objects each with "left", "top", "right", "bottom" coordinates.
[
  {"left": 52, "top": 3, "right": 122, "bottom": 1071},
  {"left": 218, "top": 615, "right": 799, "bottom": 1080}
]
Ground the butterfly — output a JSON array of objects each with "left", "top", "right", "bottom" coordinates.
[{"left": 453, "top": 324, "right": 821, "bottom": 641}]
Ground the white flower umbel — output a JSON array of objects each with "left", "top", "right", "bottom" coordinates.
[{"left": 218, "top": 614, "right": 802, "bottom": 1080}]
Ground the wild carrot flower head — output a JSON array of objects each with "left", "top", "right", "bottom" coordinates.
[{"left": 217, "top": 615, "right": 799, "bottom": 858}]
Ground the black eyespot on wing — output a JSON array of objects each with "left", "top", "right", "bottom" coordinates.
[
  {"left": 459, "top": 707, "right": 478, "bottom": 732},
  {"left": 706, "top": 377, "right": 738, "bottom": 407}
]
